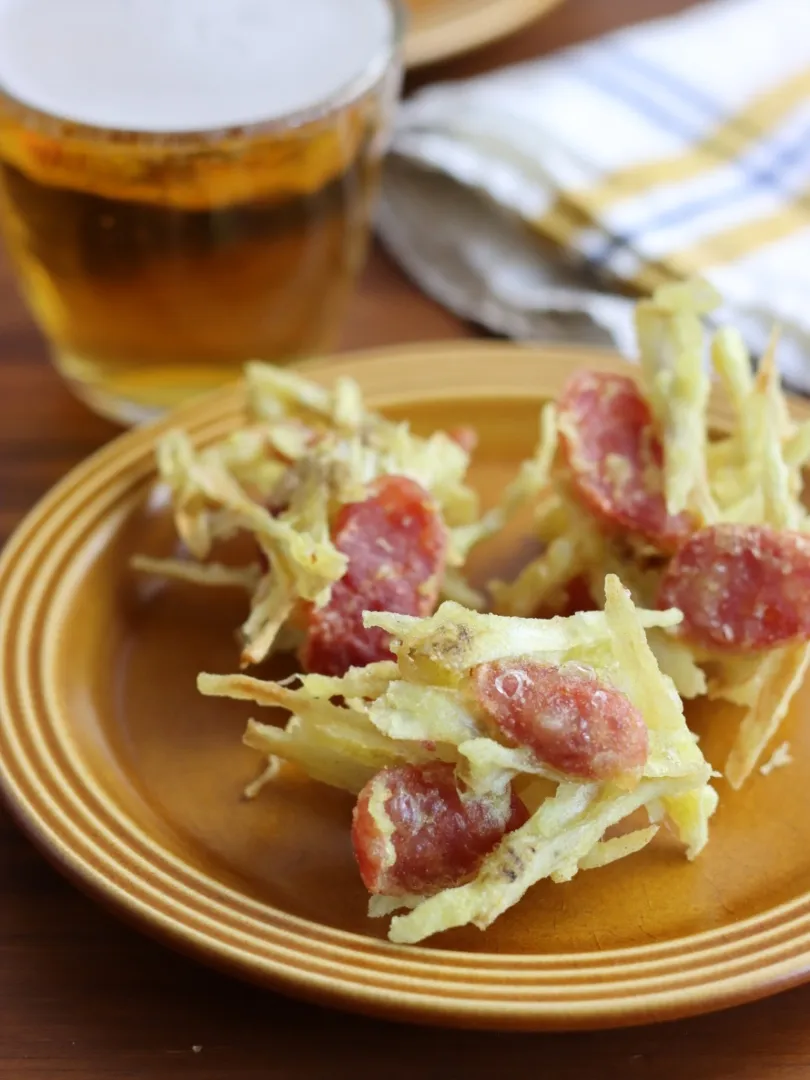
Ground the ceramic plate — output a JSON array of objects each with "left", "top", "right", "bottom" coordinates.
[
  {"left": 4, "top": 341, "right": 810, "bottom": 1032},
  {"left": 404, "top": 0, "right": 562, "bottom": 68}
]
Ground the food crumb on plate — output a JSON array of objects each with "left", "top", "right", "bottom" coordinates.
[{"left": 759, "top": 742, "right": 793, "bottom": 777}]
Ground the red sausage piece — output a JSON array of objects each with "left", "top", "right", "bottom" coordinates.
[
  {"left": 352, "top": 762, "right": 528, "bottom": 897},
  {"left": 558, "top": 370, "right": 692, "bottom": 550},
  {"left": 303, "top": 475, "right": 447, "bottom": 676},
  {"left": 472, "top": 659, "right": 649, "bottom": 781},
  {"left": 535, "top": 574, "right": 596, "bottom": 620},
  {"left": 447, "top": 426, "right": 479, "bottom": 455},
  {"left": 659, "top": 523, "right": 810, "bottom": 652}
]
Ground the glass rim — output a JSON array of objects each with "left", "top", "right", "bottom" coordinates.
[{"left": 0, "top": 0, "right": 406, "bottom": 146}]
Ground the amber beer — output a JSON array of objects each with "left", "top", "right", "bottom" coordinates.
[{"left": 0, "top": 0, "right": 402, "bottom": 422}]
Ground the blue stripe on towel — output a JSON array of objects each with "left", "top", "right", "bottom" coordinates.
[
  {"left": 587, "top": 110, "right": 810, "bottom": 267},
  {"left": 608, "top": 46, "right": 732, "bottom": 127},
  {"left": 578, "top": 45, "right": 789, "bottom": 191},
  {"left": 576, "top": 59, "right": 719, "bottom": 144},
  {"left": 574, "top": 47, "right": 810, "bottom": 268}
]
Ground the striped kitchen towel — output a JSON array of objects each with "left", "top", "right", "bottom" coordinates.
[{"left": 378, "top": 0, "right": 810, "bottom": 391}]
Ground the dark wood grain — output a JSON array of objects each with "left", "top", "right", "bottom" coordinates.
[{"left": 8, "top": 2, "right": 810, "bottom": 1077}]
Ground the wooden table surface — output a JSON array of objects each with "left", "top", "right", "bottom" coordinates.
[{"left": 4, "top": 1, "right": 810, "bottom": 1077}]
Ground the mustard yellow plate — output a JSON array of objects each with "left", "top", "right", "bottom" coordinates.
[{"left": 3, "top": 341, "right": 810, "bottom": 1031}]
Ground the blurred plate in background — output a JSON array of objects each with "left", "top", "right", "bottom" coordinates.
[{"left": 405, "top": 0, "right": 563, "bottom": 67}]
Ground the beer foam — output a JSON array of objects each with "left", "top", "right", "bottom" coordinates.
[{"left": 0, "top": 0, "right": 396, "bottom": 133}]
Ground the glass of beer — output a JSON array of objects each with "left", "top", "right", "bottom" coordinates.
[{"left": 0, "top": 0, "right": 404, "bottom": 424}]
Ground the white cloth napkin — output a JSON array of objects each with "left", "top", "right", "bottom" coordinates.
[{"left": 378, "top": 0, "right": 810, "bottom": 391}]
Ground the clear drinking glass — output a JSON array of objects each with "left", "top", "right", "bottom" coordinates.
[{"left": 0, "top": 0, "right": 404, "bottom": 424}]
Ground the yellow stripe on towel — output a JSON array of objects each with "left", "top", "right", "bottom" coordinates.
[
  {"left": 534, "top": 66, "right": 810, "bottom": 253},
  {"left": 663, "top": 184, "right": 810, "bottom": 277}
]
